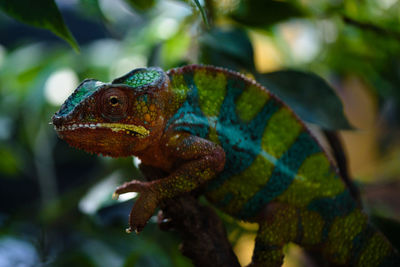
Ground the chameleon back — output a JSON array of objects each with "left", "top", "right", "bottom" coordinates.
[
  {"left": 166, "top": 65, "right": 399, "bottom": 266},
  {"left": 166, "top": 65, "right": 347, "bottom": 220}
]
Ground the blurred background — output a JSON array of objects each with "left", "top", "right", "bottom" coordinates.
[{"left": 0, "top": 0, "right": 399, "bottom": 266}]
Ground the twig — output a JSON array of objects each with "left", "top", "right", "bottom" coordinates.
[
  {"left": 323, "top": 130, "right": 360, "bottom": 202},
  {"left": 342, "top": 15, "right": 400, "bottom": 41},
  {"left": 204, "top": 0, "right": 215, "bottom": 27},
  {"left": 193, "top": 0, "right": 210, "bottom": 29}
]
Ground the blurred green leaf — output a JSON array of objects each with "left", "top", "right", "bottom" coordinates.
[
  {"left": 200, "top": 27, "right": 255, "bottom": 71},
  {"left": 257, "top": 71, "right": 353, "bottom": 130},
  {"left": 124, "top": 0, "right": 157, "bottom": 12},
  {"left": 79, "top": 0, "right": 107, "bottom": 20},
  {"left": 230, "top": 0, "right": 305, "bottom": 28},
  {"left": 0, "top": 0, "right": 79, "bottom": 51},
  {"left": 161, "top": 26, "right": 191, "bottom": 69},
  {"left": 0, "top": 146, "right": 20, "bottom": 176},
  {"left": 192, "top": 0, "right": 209, "bottom": 28},
  {"left": 53, "top": 251, "right": 96, "bottom": 267}
]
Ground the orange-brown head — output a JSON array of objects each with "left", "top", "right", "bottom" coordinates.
[{"left": 52, "top": 67, "right": 170, "bottom": 157}]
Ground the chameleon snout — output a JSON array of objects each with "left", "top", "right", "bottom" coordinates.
[{"left": 52, "top": 114, "right": 64, "bottom": 129}]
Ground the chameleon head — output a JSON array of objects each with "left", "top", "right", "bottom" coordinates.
[{"left": 52, "top": 67, "right": 170, "bottom": 157}]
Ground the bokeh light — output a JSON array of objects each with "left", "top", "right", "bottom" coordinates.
[{"left": 44, "top": 68, "right": 79, "bottom": 106}]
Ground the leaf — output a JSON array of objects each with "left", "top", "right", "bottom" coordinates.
[
  {"left": 192, "top": 0, "right": 209, "bottom": 28},
  {"left": 0, "top": 0, "right": 79, "bottom": 51},
  {"left": 256, "top": 71, "right": 353, "bottom": 130},
  {"left": 161, "top": 26, "right": 191, "bottom": 69},
  {"left": 79, "top": 0, "right": 108, "bottom": 20},
  {"left": 0, "top": 147, "right": 20, "bottom": 176},
  {"left": 124, "top": 0, "right": 157, "bottom": 12},
  {"left": 230, "top": 0, "right": 305, "bottom": 28},
  {"left": 199, "top": 27, "right": 255, "bottom": 72}
]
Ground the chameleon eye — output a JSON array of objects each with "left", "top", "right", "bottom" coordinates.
[
  {"left": 109, "top": 96, "right": 119, "bottom": 106},
  {"left": 100, "top": 88, "right": 129, "bottom": 121}
]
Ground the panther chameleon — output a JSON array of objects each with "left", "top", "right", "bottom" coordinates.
[{"left": 52, "top": 64, "right": 400, "bottom": 266}]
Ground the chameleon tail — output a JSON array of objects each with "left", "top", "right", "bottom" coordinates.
[
  {"left": 320, "top": 207, "right": 399, "bottom": 266},
  {"left": 251, "top": 203, "right": 400, "bottom": 266},
  {"left": 343, "top": 223, "right": 400, "bottom": 266}
]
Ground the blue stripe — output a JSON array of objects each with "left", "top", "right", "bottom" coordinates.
[
  {"left": 165, "top": 73, "right": 210, "bottom": 138},
  {"left": 307, "top": 190, "right": 356, "bottom": 220},
  {"left": 237, "top": 132, "right": 321, "bottom": 219},
  {"left": 307, "top": 190, "right": 356, "bottom": 241},
  {"left": 206, "top": 78, "right": 280, "bottom": 191}
]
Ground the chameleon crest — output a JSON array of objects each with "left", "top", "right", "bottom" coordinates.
[{"left": 53, "top": 65, "right": 400, "bottom": 266}]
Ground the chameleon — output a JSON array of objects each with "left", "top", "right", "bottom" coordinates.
[{"left": 52, "top": 64, "right": 399, "bottom": 266}]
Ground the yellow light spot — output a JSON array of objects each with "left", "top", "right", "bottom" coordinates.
[
  {"left": 250, "top": 31, "right": 282, "bottom": 73},
  {"left": 234, "top": 233, "right": 256, "bottom": 266}
]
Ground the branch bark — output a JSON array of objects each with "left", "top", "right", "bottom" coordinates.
[
  {"left": 140, "top": 164, "right": 240, "bottom": 267},
  {"left": 160, "top": 194, "right": 241, "bottom": 267}
]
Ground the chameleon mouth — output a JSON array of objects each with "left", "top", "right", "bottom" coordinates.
[{"left": 53, "top": 122, "right": 150, "bottom": 138}]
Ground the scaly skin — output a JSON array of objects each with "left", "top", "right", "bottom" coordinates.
[{"left": 52, "top": 65, "right": 399, "bottom": 266}]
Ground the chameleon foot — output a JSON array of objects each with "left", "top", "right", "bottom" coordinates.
[{"left": 125, "top": 227, "right": 139, "bottom": 234}]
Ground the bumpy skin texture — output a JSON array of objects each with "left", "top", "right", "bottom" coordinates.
[{"left": 53, "top": 65, "right": 399, "bottom": 266}]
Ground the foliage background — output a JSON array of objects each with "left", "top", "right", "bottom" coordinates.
[{"left": 0, "top": 0, "right": 399, "bottom": 266}]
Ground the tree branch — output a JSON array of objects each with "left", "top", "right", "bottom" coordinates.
[
  {"left": 139, "top": 164, "right": 240, "bottom": 267},
  {"left": 160, "top": 195, "right": 241, "bottom": 267}
]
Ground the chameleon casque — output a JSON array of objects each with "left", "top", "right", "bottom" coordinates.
[{"left": 52, "top": 64, "right": 399, "bottom": 266}]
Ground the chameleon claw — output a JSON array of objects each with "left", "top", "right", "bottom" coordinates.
[
  {"left": 125, "top": 227, "right": 139, "bottom": 235},
  {"left": 112, "top": 192, "right": 119, "bottom": 200}
]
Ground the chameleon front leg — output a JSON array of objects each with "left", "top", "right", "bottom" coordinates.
[
  {"left": 114, "top": 132, "right": 226, "bottom": 233},
  {"left": 138, "top": 164, "right": 173, "bottom": 230}
]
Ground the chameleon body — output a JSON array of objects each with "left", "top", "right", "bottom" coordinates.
[{"left": 52, "top": 65, "right": 399, "bottom": 266}]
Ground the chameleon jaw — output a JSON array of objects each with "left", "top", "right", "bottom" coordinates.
[{"left": 54, "top": 122, "right": 150, "bottom": 138}]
